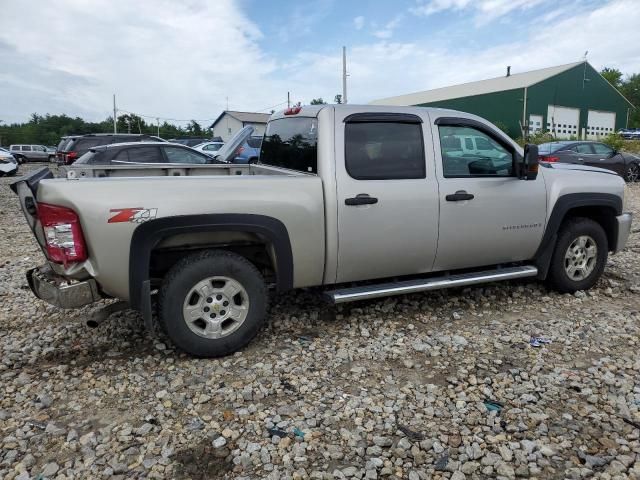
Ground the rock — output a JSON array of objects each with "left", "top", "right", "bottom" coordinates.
[
  {"left": 451, "top": 472, "right": 466, "bottom": 480},
  {"left": 372, "top": 436, "right": 393, "bottom": 447},
  {"left": 212, "top": 436, "right": 227, "bottom": 448},
  {"left": 496, "top": 462, "right": 515, "bottom": 479},
  {"left": 41, "top": 462, "right": 59, "bottom": 477},
  {"left": 461, "top": 462, "right": 479, "bottom": 474}
]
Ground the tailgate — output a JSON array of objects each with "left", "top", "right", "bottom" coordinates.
[{"left": 10, "top": 166, "right": 53, "bottom": 248}]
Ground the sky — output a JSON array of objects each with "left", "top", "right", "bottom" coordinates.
[{"left": 1, "top": 0, "right": 639, "bottom": 125}]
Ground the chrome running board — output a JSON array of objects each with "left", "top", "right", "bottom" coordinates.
[{"left": 324, "top": 265, "right": 538, "bottom": 304}]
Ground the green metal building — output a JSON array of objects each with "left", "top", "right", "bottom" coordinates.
[{"left": 371, "top": 61, "right": 634, "bottom": 139}]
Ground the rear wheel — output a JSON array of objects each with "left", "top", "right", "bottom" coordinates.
[
  {"left": 625, "top": 163, "right": 639, "bottom": 182},
  {"left": 159, "top": 250, "right": 268, "bottom": 357},
  {"left": 547, "top": 217, "right": 608, "bottom": 293}
]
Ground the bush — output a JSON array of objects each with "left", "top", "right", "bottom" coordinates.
[
  {"left": 515, "top": 131, "right": 556, "bottom": 147},
  {"left": 602, "top": 133, "right": 625, "bottom": 151}
]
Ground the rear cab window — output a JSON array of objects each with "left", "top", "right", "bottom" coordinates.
[{"left": 259, "top": 117, "right": 318, "bottom": 173}]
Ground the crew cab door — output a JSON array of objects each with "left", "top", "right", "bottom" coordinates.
[
  {"left": 432, "top": 117, "right": 546, "bottom": 271},
  {"left": 334, "top": 111, "right": 439, "bottom": 283}
]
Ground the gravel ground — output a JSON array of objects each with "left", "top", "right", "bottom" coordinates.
[{"left": 1, "top": 164, "right": 639, "bottom": 480}]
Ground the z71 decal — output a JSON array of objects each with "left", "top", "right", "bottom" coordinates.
[{"left": 108, "top": 208, "right": 158, "bottom": 224}]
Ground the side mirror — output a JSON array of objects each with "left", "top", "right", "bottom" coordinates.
[{"left": 522, "top": 144, "right": 539, "bottom": 180}]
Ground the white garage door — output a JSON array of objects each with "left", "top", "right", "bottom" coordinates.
[
  {"left": 547, "top": 105, "right": 579, "bottom": 139},
  {"left": 587, "top": 110, "right": 615, "bottom": 140}
]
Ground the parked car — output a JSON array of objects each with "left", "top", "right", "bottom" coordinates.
[
  {"left": 538, "top": 141, "right": 640, "bottom": 182},
  {"left": 0, "top": 147, "right": 18, "bottom": 176},
  {"left": 167, "top": 138, "right": 210, "bottom": 147},
  {"left": 193, "top": 141, "right": 225, "bottom": 156},
  {"left": 618, "top": 129, "right": 640, "bottom": 140},
  {"left": 233, "top": 136, "right": 262, "bottom": 163},
  {"left": 9, "top": 144, "right": 55, "bottom": 163},
  {"left": 73, "top": 142, "right": 225, "bottom": 166},
  {"left": 57, "top": 134, "right": 166, "bottom": 165},
  {"left": 12, "top": 105, "right": 632, "bottom": 357}
]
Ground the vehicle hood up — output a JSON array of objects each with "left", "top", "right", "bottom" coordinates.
[
  {"left": 541, "top": 162, "right": 619, "bottom": 176},
  {"left": 214, "top": 126, "right": 255, "bottom": 163}
]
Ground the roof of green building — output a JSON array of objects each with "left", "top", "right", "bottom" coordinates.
[{"left": 370, "top": 61, "right": 586, "bottom": 106}]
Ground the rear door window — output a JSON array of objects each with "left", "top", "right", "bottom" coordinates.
[
  {"left": 126, "top": 146, "right": 164, "bottom": 163},
  {"left": 22, "top": 145, "right": 32, "bottom": 151},
  {"left": 345, "top": 122, "right": 425, "bottom": 180},
  {"left": 163, "top": 146, "right": 208, "bottom": 164},
  {"left": 574, "top": 144, "right": 594, "bottom": 154}
]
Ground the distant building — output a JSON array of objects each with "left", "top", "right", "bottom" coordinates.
[
  {"left": 371, "top": 61, "right": 635, "bottom": 139},
  {"left": 209, "top": 111, "right": 271, "bottom": 142}
]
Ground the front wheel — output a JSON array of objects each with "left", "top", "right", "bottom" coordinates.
[
  {"left": 159, "top": 250, "right": 268, "bottom": 357},
  {"left": 625, "top": 163, "right": 639, "bottom": 182},
  {"left": 547, "top": 217, "right": 608, "bottom": 293}
]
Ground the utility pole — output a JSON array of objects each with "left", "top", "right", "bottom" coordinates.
[
  {"left": 156, "top": 117, "right": 160, "bottom": 137},
  {"left": 342, "top": 46, "right": 348, "bottom": 104},
  {"left": 287, "top": 91, "right": 290, "bottom": 108},
  {"left": 226, "top": 97, "right": 229, "bottom": 111},
  {"left": 112, "top": 94, "right": 117, "bottom": 133}
]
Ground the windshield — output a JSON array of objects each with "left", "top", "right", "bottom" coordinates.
[{"left": 259, "top": 117, "right": 318, "bottom": 173}]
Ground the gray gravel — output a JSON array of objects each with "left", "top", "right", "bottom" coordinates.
[{"left": 1, "top": 164, "right": 639, "bottom": 479}]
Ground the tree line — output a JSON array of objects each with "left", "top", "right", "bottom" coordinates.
[
  {"left": 0, "top": 113, "right": 207, "bottom": 147},
  {"left": 600, "top": 67, "right": 639, "bottom": 127}
]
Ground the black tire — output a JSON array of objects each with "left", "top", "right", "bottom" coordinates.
[
  {"left": 159, "top": 250, "right": 268, "bottom": 357},
  {"left": 625, "top": 162, "right": 639, "bottom": 183},
  {"left": 48, "top": 155, "right": 56, "bottom": 163},
  {"left": 16, "top": 155, "right": 25, "bottom": 164},
  {"left": 547, "top": 217, "right": 608, "bottom": 293}
]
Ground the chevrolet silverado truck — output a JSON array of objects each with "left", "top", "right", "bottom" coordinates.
[{"left": 12, "top": 105, "right": 633, "bottom": 357}]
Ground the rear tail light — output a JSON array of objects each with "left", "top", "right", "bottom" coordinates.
[
  {"left": 38, "top": 203, "right": 87, "bottom": 265},
  {"left": 539, "top": 155, "right": 559, "bottom": 163},
  {"left": 65, "top": 151, "right": 78, "bottom": 164}
]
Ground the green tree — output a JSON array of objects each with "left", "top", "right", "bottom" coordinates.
[
  {"left": 620, "top": 73, "right": 640, "bottom": 128},
  {"left": 186, "top": 120, "right": 204, "bottom": 136},
  {"left": 310, "top": 98, "right": 326, "bottom": 105},
  {"left": 600, "top": 67, "right": 623, "bottom": 88},
  {"left": 334, "top": 94, "right": 342, "bottom": 104}
]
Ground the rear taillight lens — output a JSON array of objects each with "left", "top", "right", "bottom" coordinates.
[
  {"left": 38, "top": 203, "right": 87, "bottom": 265},
  {"left": 539, "top": 155, "right": 559, "bottom": 163},
  {"left": 65, "top": 151, "right": 78, "bottom": 164}
]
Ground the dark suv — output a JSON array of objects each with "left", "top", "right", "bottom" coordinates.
[{"left": 57, "top": 134, "right": 166, "bottom": 165}]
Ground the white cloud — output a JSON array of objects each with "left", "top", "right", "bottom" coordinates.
[
  {"left": 353, "top": 16, "right": 365, "bottom": 30},
  {"left": 410, "top": 0, "right": 548, "bottom": 24},
  {"left": 373, "top": 14, "right": 403, "bottom": 39},
  {"left": 0, "top": 0, "right": 638, "bottom": 123},
  {"left": 0, "top": 0, "right": 279, "bottom": 122},
  {"left": 291, "top": 0, "right": 640, "bottom": 104}
]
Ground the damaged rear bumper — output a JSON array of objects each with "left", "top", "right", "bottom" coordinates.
[{"left": 26, "top": 265, "right": 102, "bottom": 309}]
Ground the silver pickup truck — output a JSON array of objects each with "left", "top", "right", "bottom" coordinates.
[{"left": 12, "top": 105, "right": 633, "bottom": 357}]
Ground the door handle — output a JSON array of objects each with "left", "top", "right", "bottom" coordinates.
[
  {"left": 345, "top": 194, "right": 378, "bottom": 206},
  {"left": 446, "top": 190, "right": 474, "bottom": 202}
]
